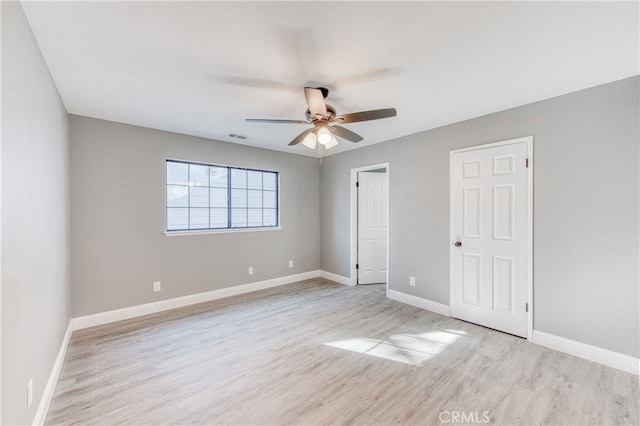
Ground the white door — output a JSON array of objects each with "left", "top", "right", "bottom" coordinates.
[
  {"left": 358, "top": 171, "right": 388, "bottom": 284},
  {"left": 450, "top": 141, "right": 529, "bottom": 337}
]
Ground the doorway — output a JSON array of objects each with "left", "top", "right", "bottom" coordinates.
[
  {"left": 350, "top": 163, "right": 390, "bottom": 290},
  {"left": 449, "top": 137, "right": 533, "bottom": 339}
]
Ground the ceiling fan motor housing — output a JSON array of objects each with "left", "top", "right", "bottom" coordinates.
[{"left": 305, "top": 104, "right": 336, "bottom": 123}]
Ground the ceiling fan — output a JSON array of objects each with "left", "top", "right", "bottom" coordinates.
[{"left": 246, "top": 87, "right": 397, "bottom": 150}]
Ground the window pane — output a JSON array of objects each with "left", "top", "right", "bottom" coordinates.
[
  {"left": 189, "top": 208, "right": 209, "bottom": 229},
  {"left": 189, "top": 164, "right": 209, "bottom": 187},
  {"left": 210, "top": 167, "right": 228, "bottom": 187},
  {"left": 248, "top": 209, "right": 262, "bottom": 227},
  {"left": 167, "top": 162, "right": 188, "bottom": 185},
  {"left": 189, "top": 186, "right": 209, "bottom": 208},
  {"left": 263, "top": 172, "right": 277, "bottom": 190},
  {"left": 263, "top": 190, "right": 277, "bottom": 208},
  {"left": 167, "top": 185, "right": 188, "bottom": 207},
  {"left": 247, "top": 171, "right": 262, "bottom": 189},
  {"left": 231, "top": 169, "right": 247, "bottom": 188},
  {"left": 231, "top": 209, "right": 247, "bottom": 227},
  {"left": 248, "top": 190, "right": 262, "bottom": 208},
  {"left": 210, "top": 208, "right": 228, "bottom": 228},
  {"left": 263, "top": 209, "right": 277, "bottom": 226},
  {"left": 210, "top": 188, "right": 228, "bottom": 208},
  {"left": 167, "top": 208, "right": 188, "bottom": 230},
  {"left": 231, "top": 188, "right": 247, "bottom": 208},
  {"left": 167, "top": 161, "right": 278, "bottom": 231}
]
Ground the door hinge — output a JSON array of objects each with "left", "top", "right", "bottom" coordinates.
[
  {"left": 525, "top": 302, "right": 529, "bottom": 312},
  {"left": 356, "top": 264, "right": 359, "bottom": 270},
  {"left": 526, "top": 158, "right": 529, "bottom": 168},
  {"left": 356, "top": 181, "right": 359, "bottom": 187}
]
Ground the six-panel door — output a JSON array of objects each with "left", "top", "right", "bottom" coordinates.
[
  {"left": 358, "top": 171, "right": 389, "bottom": 284},
  {"left": 450, "top": 142, "right": 528, "bottom": 337}
]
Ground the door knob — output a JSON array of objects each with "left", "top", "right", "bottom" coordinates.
[{"left": 454, "top": 241, "right": 462, "bottom": 247}]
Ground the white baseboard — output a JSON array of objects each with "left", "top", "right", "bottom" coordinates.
[
  {"left": 387, "top": 289, "right": 450, "bottom": 317},
  {"left": 319, "top": 270, "right": 353, "bottom": 286},
  {"left": 32, "top": 320, "right": 73, "bottom": 426},
  {"left": 30, "top": 276, "right": 639, "bottom": 426},
  {"left": 532, "top": 330, "right": 639, "bottom": 375},
  {"left": 72, "top": 270, "right": 321, "bottom": 330}
]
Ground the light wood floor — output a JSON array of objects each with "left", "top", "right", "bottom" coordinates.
[{"left": 46, "top": 279, "right": 639, "bottom": 425}]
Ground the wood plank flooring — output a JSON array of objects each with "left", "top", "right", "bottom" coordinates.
[{"left": 46, "top": 279, "right": 639, "bottom": 425}]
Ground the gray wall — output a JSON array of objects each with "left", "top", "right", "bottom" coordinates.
[
  {"left": 70, "top": 116, "right": 320, "bottom": 317},
  {"left": 1, "top": 2, "right": 72, "bottom": 424},
  {"left": 320, "top": 77, "right": 639, "bottom": 358}
]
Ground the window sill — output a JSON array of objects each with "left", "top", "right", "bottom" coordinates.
[{"left": 163, "top": 226, "right": 283, "bottom": 237}]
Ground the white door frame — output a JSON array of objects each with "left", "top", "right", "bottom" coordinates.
[
  {"left": 350, "top": 162, "right": 390, "bottom": 290},
  {"left": 450, "top": 136, "right": 534, "bottom": 341}
]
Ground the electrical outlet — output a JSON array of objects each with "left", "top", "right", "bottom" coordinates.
[
  {"left": 27, "top": 379, "right": 33, "bottom": 409},
  {"left": 288, "top": 260, "right": 294, "bottom": 268},
  {"left": 248, "top": 267, "right": 253, "bottom": 275},
  {"left": 409, "top": 276, "right": 416, "bottom": 287},
  {"left": 153, "top": 281, "right": 161, "bottom": 292}
]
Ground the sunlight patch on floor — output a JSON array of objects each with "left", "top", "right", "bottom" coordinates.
[
  {"left": 325, "top": 330, "right": 461, "bottom": 366},
  {"left": 444, "top": 329, "right": 467, "bottom": 336}
]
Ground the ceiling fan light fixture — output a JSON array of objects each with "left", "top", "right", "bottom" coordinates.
[
  {"left": 302, "top": 131, "right": 317, "bottom": 149},
  {"left": 246, "top": 86, "right": 396, "bottom": 149},
  {"left": 317, "top": 127, "right": 332, "bottom": 145},
  {"left": 325, "top": 135, "right": 338, "bottom": 150}
]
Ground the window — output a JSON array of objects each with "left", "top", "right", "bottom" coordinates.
[{"left": 166, "top": 160, "right": 279, "bottom": 231}]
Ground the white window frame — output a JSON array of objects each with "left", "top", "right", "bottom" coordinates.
[{"left": 164, "top": 159, "right": 281, "bottom": 236}]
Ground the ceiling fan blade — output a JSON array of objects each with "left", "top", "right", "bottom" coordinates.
[
  {"left": 329, "top": 67, "right": 401, "bottom": 89},
  {"left": 288, "top": 128, "right": 314, "bottom": 146},
  {"left": 221, "top": 76, "right": 299, "bottom": 93},
  {"left": 304, "top": 87, "right": 327, "bottom": 117},
  {"left": 246, "top": 118, "right": 308, "bottom": 124},
  {"left": 329, "top": 125, "right": 363, "bottom": 143},
  {"left": 334, "top": 108, "right": 397, "bottom": 124}
]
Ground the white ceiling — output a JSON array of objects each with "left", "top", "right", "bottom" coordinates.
[{"left": 22, "top": 1, "right": 639, "bottom": 158}]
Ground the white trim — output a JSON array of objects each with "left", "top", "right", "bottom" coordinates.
[
  {"left": 163, "top": 226, "right": 283, "bottom": 237},
  {"left": 32, "top": 321, "right": 73, "bottom": 426},
  {"left": 525, "top": 137, "right": 534, "bottom": 341},
  {"left": 0, "top": 2, "right": 3, "bottom": 415},
  {"left": 451, "top": 137, "right": 532, "bottom": 154},
  {"left": 165, "top": 157, "right": 279, "bottom": 174},
  {"left": 37, "top": 271, "right": 335, "bottom": 422},
  {"left": 164, "top": 158, "right": 282, "bottom": 237},
  {"left": 319, "top": 270, "right": 352, "bottom": 286},
  {"left": 72, "top": 271, "right": 320, "bottom": 330},
  {"left": 449, "top": 136, "right": 534, "bottom": 341},
  {"left": 350, "top": 162, "right": 390, "bottom": 289},
  {"left": 31, "top": 278, "right": 640, "bottom": 426},
  {"left": 532, "top": 330, "right": 639, "bottom": 375},
  {"left": 387, "top": 289, "right": 450, "bottom": 317}
]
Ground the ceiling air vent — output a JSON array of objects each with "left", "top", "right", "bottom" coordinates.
[{"left": 226, "top": 133, "right": 248, "bottom": 140}]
